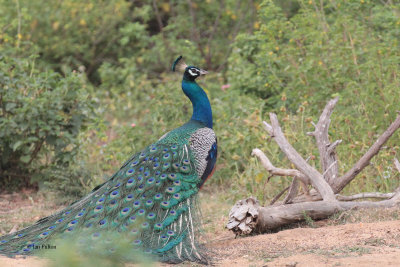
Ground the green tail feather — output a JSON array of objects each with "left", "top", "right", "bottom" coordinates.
[{"left": 0, "top": 128, "right": 209, "bottom": 263}]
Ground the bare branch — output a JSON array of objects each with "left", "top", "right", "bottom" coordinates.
[
  {"left": 322, "top": 160, "right": 338, "bottom": 178},
  {"left": 299, "top": 180, "right": 310, "bottom": 196},
  {"left": 311, "top": 121, "right": 317, "bottom": 128},
  {"left": 394, "top": 158, "right": 400, "bottom": 173},
  {"left": 262, "top": 121, "right": 273, "bottom": 135},
  {"left": 336, "top": 192, "right": 395, "bottom": 201},
  {"left": 291, "top": 189, "right": 322, "bottom": 203},
  {"left": 327, "top": 140, "right": 342, "bottom": 154},
  {"left": 339, "top": 191, "right": 400, "bottom": 209},
  {"left": 270, "top": 186, "right": 289, "bottom": 206},
  {"left": 283, "top": 178, "right": 299, "bottom": 204},
  {"left": 308, "top": 97, "right": 340, "bottom": 184},
  {"left": 252, "top": 148, "right": 309, "bottom": 185},
  {"left": 264, "top": 113, "right": 337, "bottom": 202},
  {"left": 333, "top": 113, "right": 400, "bottom": 193}
]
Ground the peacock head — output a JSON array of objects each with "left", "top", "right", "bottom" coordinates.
[{"left": 172, "top": 56, "right": 208, "bottom": 82}]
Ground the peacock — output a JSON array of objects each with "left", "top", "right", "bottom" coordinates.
[{"left": 0, "top": 56, "right": 217, "bottom": 264}]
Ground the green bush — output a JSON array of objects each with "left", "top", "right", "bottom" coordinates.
[
  {"left": 0, "top": 0, "right": 142, "bottom": 82},
  {"left": 229, "top": 0, "right": 400, "bottom": 109},
  {"left": 226, "top": 0, "right": 400, "bottom": 200},
  {"left": 0, "top": 53, "right": 96, "bottom": 194},
  {"left": 0, "top": 0, "right": 260, "bottom": 83}
]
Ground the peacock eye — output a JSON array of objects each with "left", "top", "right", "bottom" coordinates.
[{"left": 188, "top": 68, "right": 199, "bottom": 76}]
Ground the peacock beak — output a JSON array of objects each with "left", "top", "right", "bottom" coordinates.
[{"left": 199, "top": 69, "right": 208, "bottom": 76}]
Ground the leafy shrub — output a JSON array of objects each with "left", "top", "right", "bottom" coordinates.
[
  {"left": 0, "top": 0, "right": 260, "bottom": 83},
  {"left": 229, "top": 0, "right": 400, "bottom": 109},
  {"left": 0, "top": 53, "right": 95, "bottom": 194},
  {"left": 0, "top": 0, "right": 143, "bottom": 82},
  {"left": 225, "top": 0, "right": 400, "bottom": 200}
]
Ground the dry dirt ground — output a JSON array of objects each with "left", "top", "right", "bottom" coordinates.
[{"left": 1, "top": 190, "right": 400, "bottom": 267}]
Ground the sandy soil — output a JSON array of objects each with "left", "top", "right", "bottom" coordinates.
[
  {"left": 209, "top": 220, "right": 400, "bottom": 266},
  {"left": 1, "top": 191, "right": 400, "bottom": 266}
]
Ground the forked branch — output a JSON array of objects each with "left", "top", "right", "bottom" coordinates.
[
  {"left": 307, "top": 97, "right": 341, "bottom": 184},
  {"left": 251, "top": 148, "right": 309, "bottom": 185},
  {"left": 263, "top": 113, "right": 336, "bottom": 202}
]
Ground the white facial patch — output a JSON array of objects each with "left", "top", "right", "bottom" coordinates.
[{"left": 188, "top": 68, "right": 198, "bottom": 77}]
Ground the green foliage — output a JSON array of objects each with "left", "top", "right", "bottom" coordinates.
[
  {"left": 0, "top": 51, "right": 95, "bottom": 194},
  {"left": 0, "top": 0, "right": 144, "bottom": 82},
  {"left": 229, "top": 0, "right": 400, "bottom": 108},
  {"left": 227, "top": 0, "right": 400, "bottom": 200},
  {"left": 0, "top": 0, "right": 260, "bottom": 83}
]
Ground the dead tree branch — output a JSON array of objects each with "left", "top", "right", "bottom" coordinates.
[
  {"left": 332, "top": 113, "right": 400, "bottom": 192},
  {"left": 263, "top": 113, "right": 337, "bottom": 202},
  {"left": 252, "top": 148, "right": 309, "bottom": 185},
  {"left": 283, "top": 178, "right": 300, "bottom": 204},
  {"left": 394, "top": 158, "right": 400, "bottom": 173},
  {"left": 336, "top": 192, "right": 395, "bottom": 201},
  {"left": 270, "top": 186, "right": 290, "bottom": 205},
  {"left": 307, "top": 97, "right": 341, "bottom": 184},
  {"left": 227, "top": 98, "right": 400, "bottom": 235}
]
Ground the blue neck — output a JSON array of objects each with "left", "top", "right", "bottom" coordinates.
[{"left": 182, "top": 80, "right": 213, "bottom": 128}]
